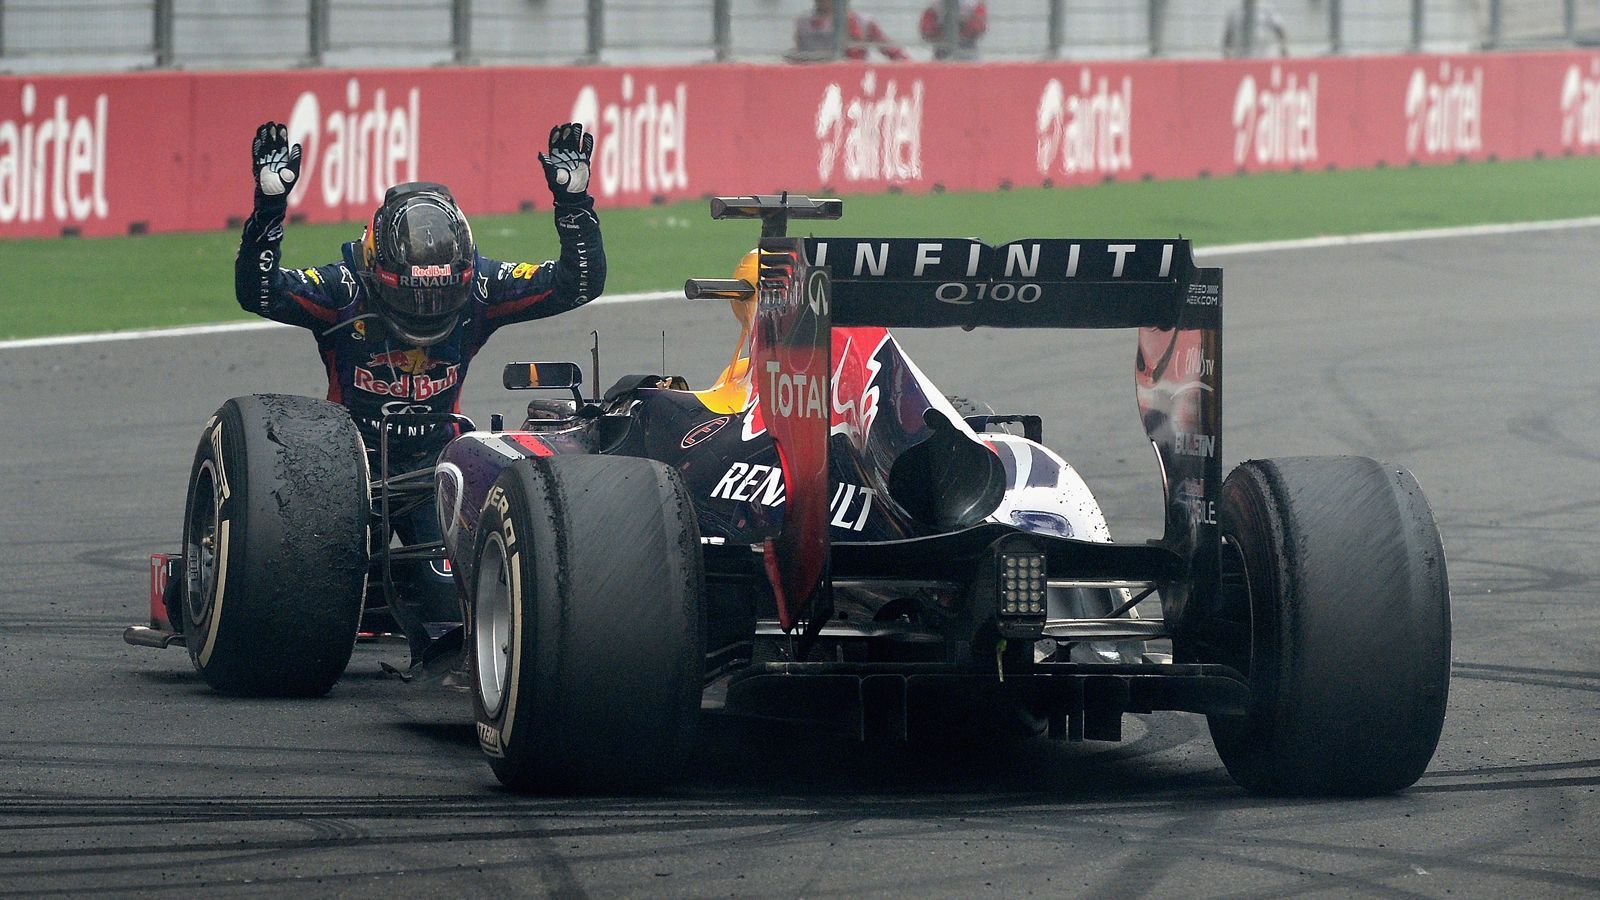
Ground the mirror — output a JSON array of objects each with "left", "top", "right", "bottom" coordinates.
[{"left": 503, "top": 361, "right": 583, "bottom": 391}]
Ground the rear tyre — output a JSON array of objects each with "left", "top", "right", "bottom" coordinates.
[
  {"left": 181, "top": 394, "right": 369, "bottom": 697},
  {"left": 471, "top": 455, "right": 705, "bottom": 793},
  {"left": 1204, "top": 456, "right": 1450, "bottom": 795}
]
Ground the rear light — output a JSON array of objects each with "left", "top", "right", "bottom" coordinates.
[
  {"left": 999, "top": 550, "right": 1047, "bottom": 616},
  {"left": 987, "top": 536, "right": 1047, "bottom": 641}
]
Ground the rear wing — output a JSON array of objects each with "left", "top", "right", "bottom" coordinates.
[
  {"left": 691, "top": 196, "right": 1222, "bottom": 640},
  {"left": 812, "top": 237, "right": 1197, "bottom": 330}
]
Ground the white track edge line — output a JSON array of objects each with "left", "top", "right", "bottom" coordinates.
[
  {"left": 0, "top": 319, "right": 292, "bottom": 349},
  {"left": 7, "top": 215, "right": 1600, "bottom": 351},
  {"left": 1191, "top": 215, "right": 1600, "bottom": 256}
]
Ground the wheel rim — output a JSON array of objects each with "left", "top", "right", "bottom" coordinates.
[
  {"left": 183, "top": 462, "right": 220, "bottom": 629},
  {"left": 474, "top": 533, "right": 513, "bottom": 718},
  {"left": 1213, "top": 534, "right": 1254, "bottom": 677}
]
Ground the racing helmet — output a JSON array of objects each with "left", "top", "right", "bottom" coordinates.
[{"left": 362, "top": 182, "right": 475, "bottom": 346}]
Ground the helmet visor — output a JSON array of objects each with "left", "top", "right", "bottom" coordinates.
[{"left": 373, "top": 262, "right": 473, "bottom": 327}]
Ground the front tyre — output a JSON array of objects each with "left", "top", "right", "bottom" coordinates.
[
  {"left": 471, "top": 455, "right": 705, "bottom": 793},
  {"left": 1205, "top": 456, "right": 1451, "bottom": 795},
  {"left": 181, "top": 395, "right": 369, "bottom": 696}
]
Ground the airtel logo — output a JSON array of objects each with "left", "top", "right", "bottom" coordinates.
[
  {"left": 570, "top": 75, "right": 689, "bottom": 198},
  {"left": 1561, "top": 58, "right": 1600, "bottom": 148},
  {"left": 1405, "top": 62, "right": 1483, "bottom": 157},
  {"left": 285, "top": 78, "right": 421, "bottom": 210},
  {"left": 0, "top": 84, "right": 109, "bottom": 225},
  {"left": 816, "top": 71, "right": 924, "bottom": 184},
  {"left": 1232, "top": 66, "right": 1318, "bottom": 167},
  {"left": 1035, "top": 70, "right": 1132, "bottom": 178}
]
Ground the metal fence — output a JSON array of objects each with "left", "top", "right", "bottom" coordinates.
[{"left": 3, "top": 0, "right": 1599, "bottom": 74}]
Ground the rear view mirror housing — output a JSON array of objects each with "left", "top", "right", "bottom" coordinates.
[
  {"left": 502, "top": 361, "right": 582, "bottom": 391},
  {"left": 503, "top": 362, "right": 585, "bottom": 410}
]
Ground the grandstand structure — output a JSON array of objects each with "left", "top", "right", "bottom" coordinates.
[{"left": 1, "top": 0, "right": 1597, "bottom": 74}]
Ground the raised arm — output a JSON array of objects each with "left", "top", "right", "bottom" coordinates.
[
  {"left": 481, "top": 123, "right": 607, "bottom": 328},
  {"left": 234, "top": 122, "right": 350, "bottom": 330}
]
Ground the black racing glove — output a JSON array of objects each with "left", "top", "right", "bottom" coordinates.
[
  {"left": 539, "top": 123, "right": 594, "bottom": 203},
  {"left": 251, "top": 121, "right": 302, "bottom": 207}
]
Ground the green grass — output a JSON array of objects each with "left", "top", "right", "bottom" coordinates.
[{"left": 7, "top": 155, "right": 1600, "bottom": 340}]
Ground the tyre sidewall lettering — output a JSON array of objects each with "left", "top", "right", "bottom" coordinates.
[
  {"left": 208, "top": 417, "right": 232, "bottom": 503},
  {"left": 476, "top": 482, "right": 524, "bottom": 759}
]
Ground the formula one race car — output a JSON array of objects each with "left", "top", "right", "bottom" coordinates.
[{"left": 128, "top": 195, "right": 1451, "bottom": 796}]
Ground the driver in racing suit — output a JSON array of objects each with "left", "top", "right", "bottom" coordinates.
[{"left": 234, "top": 120, "right": 605, "bottom": 663}]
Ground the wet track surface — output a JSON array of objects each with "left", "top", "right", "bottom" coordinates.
[{"left": 1, "top": 229, "right": 1597, "bottom": 896}]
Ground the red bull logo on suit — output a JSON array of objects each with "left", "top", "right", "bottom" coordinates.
[{"left": 354, "top": 364, "right": 459, "bottom": 400}]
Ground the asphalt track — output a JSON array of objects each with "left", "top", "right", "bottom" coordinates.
[{"left": 1, "top": 228, "right": 1597, "bottom": 897}]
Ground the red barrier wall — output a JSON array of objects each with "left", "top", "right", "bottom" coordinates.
[{"left": 3, "top": 52, "right": 1599, "bottom": 239}]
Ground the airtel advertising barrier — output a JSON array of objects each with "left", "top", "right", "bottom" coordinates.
[
  {"left": 2, "top": 51, "right": 1598, "bottom": 240},
  {"left": 0, "top": 72, "right": 191, "bottom": 237}
]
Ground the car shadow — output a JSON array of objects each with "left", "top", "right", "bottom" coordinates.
[{"left": 392, "top": 707, "right": 1242, "bottom": 804}]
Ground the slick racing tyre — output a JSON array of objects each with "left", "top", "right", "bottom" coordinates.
[
  {"left": 1202, "top": 456, "right": 1451, "bottom": 795},
  {"left": 471, "top": 455, "right": 705, "bottom": 793},
  {"left": 181, "top": 394, "right": 369, "bottom": 696}
]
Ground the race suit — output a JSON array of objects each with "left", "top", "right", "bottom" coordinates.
[
  {"left": 233, "top": 199, "right": 605, "bottom": 453},
  {"left": 233, "top": 196, "right": 605, "bottom": 658}
]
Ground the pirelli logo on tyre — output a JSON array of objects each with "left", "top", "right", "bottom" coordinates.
[
  {"left": 477, "top": 721, "right": 503, "bottom": 758},
  {"left": 476, "top": 482, "right": 521, "bottom": 760},
  {"left": 487, "top": 484, "right": 507, "bottom": 509}
]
